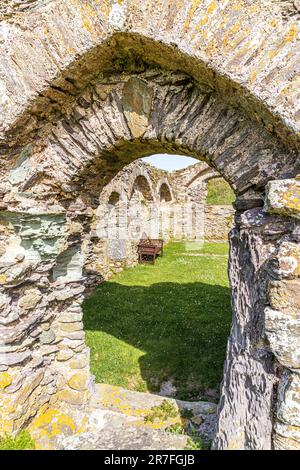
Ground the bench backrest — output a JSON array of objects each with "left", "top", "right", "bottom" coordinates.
[{"left": 139, "top": 238, "right": 163, "bottom": 247}]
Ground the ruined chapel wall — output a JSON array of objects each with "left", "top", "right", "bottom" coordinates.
[{"left": 204, "top": 205, "right": 235, "bottom": 242}]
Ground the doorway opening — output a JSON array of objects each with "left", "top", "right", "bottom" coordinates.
[{"left": 83, "top": 154, "right": 233, "bottom": 443}]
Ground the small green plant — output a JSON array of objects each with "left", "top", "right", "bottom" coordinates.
[
  {"left": 185, "top": 436, "right": 205, "bottom": 450},
  {"left": 180, "top": 408, "right": 194, "bottom": 420},
  {"left": 167, "top": 420, "right": 209, "bottom": 451},
  {"left": 0, "top": 430, "right": 35, "bottom": 450},
  {"left": 166, "top": 423, "right": 185, "bottom": 435},
  {"left": 144, "top": 400, "right": 179, "bottom": 423}
]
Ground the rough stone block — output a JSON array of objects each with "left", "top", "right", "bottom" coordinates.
[
  {"left": 276, "top": 241, "right": 300, "bottom": 278},
  {"left": 18, "top": 288, "right": 42, "bottom": 311},
  {"left": 268, "top": 280, "right": 300, "bottom": 314},
  {"left": 70, "top": 354, "right": 88, "bottom": 370},
  {"left": 265, "top": 179, "right": 300, "bottom": 219},
  {"left": 40, "top": 329, "right": 56, "bottom": 345},
  {"left": 0, "top": 350, "right": 31, "bottom": 367},
  {"left": 277, "top": 371, "right": 300, "bottom": 428},
  {"left": 59, "top": 322, "right": 83, "bottom": 333},
  {"left": 68, "top": 372, "right": 90, "bottom": 392},
  {"left": 58, "top": 388, "right": 89, "bottom": 406},
  {"left": 56, "top": 349, "right": 74, "bottom": 362},
  {"left": 265, "top": 307, "right": 300, "bottom": 369}
]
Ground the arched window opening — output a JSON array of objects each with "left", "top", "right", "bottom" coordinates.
[
  {"left": 108, "top": 191, "right": 121, "bottom": 207},
  {"left": 130, "top": 175, "right": 153, "bottom": 202},
  {"left": 159, "top": 182, "right": 172, "bottom": 202}
]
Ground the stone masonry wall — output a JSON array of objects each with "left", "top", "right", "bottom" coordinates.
[{"left": 204, "top": 205, "right": 235, "bottom": 242}]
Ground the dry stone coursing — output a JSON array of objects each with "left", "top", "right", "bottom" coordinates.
[{"left": 0, "top": 0, "right": 300, "bottom": 451}]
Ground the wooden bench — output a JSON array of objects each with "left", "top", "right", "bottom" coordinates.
[{"left": 137, "top": 238, "right": 164, "bottom": 264}]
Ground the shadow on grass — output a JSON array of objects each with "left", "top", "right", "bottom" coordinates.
[{"left": 83, "top": 280, "right": 231, "bottom": 401}]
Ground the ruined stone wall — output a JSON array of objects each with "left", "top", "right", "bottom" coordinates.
[
  {"left": 204, "top": 205, "right": 235, "bottom": 242},
  {"left": 90, "top": 159, "right": 221, "bottom": 280},
  {"left": 171, "top": 164, "right": 235, "bottom": 242}
]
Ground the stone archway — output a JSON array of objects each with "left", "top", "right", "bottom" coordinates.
[{"left": 0, "top": 1, "right": 300, "bottom": 451}]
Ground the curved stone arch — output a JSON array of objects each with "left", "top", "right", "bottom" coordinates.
[
  {"left": 99, "top": 186, "right": 128, "bottom": 207},
  {"left": 129, "top": 174, "right": 155, "bottom": 202},
  {"left": 0, "top": 70, "right": 299, "bottom": 452},
  {"left": 1, "top": 1, "right": 300, "bottom": 157},
  {"left": 186, "top": 166, "right": 220, "bottom": 189},
  {"left": 108, "top": 190, "right": 124, "bottom": 207},
  {"left": 0, "top": 73, "right": 298, "bottom": 451},
  {"left": 96, "top": 186, "right": 127, "bottom": 223},
  {"left": 5, "top": 70, "right": 297, "bottom": 212},
  {"left": 156, "top": 177, "right": 174, "bottom": 241}
]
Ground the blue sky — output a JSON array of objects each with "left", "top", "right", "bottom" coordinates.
[{"left": 142, "top": 154, "right": 198, "bottom": 172}]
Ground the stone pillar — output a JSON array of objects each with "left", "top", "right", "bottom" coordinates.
[
  {"left": 213, "top": 178, "right": 300, "bottom": 450},
  {"left": 0, "top": 209, "right": 92, "bottom": 440},
  {"left": 264, "top": 179, "right": 300, "bottom": 449}
]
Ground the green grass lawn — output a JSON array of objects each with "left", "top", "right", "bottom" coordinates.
[
  {"left": 84, "top": 242, "right": 232, "bottom": 401},
  {"left": 206, "top": 178, "right": 235, "bottom": 205}
]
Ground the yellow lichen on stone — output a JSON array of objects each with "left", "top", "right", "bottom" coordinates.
[
  {"left": 196, "top": 0, "right": 218, "bottom": 30},
  {"left": 68, "top": 372, "right": 89, "bottom": 391},
  {"left": 82, "top": 17, "right": 93, "bottom": 33},
  {"left": 284, "top": 24, "right": 298, "bottom": 43},
  {"left": 76, "top": 415, "right": 88, "bottom": 435},
  {"left": 58, "top": 388, "right": 89, "bottom": 405},
  {"left": 143, "top": 416, "right": 181, "bottom": 430},
  {"left": 28, "top": 408, "right": 77, "bottom": 450},
  {"left": 103, "top": 384, "right": 123, "bottom": 406},
  {"left": 70, "top": 355, "right": 88, "bottom": 369},
  {"left": 0, "top": 372, "right": 12, "bottom": 390},
  {"left": 0, "top": 274, "right": 7, "bottom": 284},
  {"left": 183, "top": 0, "right": 203, "bottom": 33},
  {"left": 281, "top": 186, "right": 300, "bottom": 214},
  {"left": 227, "top": 430, "right": 245, "bottom": 450},
  {"left": 269, "top": 19, "right": 278, "bottom": 28},
  {"left": 0, "top": 419, "right": 14, "bottom": 436}
]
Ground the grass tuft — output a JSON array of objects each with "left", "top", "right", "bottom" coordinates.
[
  {"left": 0, "top": 431, "right": 35, "bottom": 450},
  {"left": 144, "top": 400, "right": 179, "bottom": 424}
]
